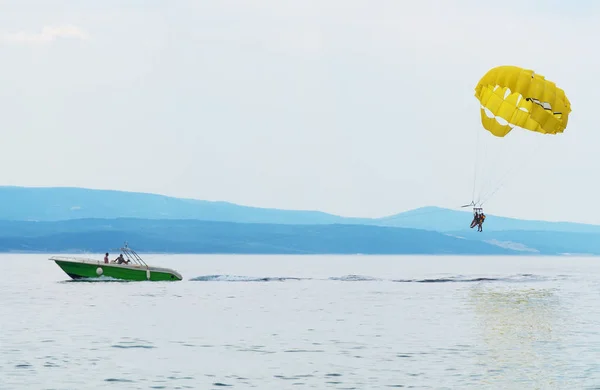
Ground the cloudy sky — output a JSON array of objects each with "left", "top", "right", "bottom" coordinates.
[{"left": 0, "top": 0, "right": 598, "bottom": 223}]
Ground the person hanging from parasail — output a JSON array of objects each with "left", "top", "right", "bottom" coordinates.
[
  {"left": 477, "top": 211, "right": 486, "bottom": 232},
  {"left": 470, "top": 208, "right": 485, "bottom": 232}
]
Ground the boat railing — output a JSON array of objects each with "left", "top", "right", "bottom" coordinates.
[
  {"left": 122, "top": 245, "right": 147, "bottom": 267},
  {"left": 51, "top": 243, "right": 150, "bottom": 268},
  {"left": 110, "top": 242, "right": 148, "bottom": 267},
  {"left": 49, "top": 255, "right": 148, "bottom": 268}
]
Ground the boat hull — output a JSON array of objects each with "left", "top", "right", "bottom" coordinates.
[{"left": 50, "top": 256, "right": 182, "bottom": 281}]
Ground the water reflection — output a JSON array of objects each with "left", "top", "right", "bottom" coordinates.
[{"left": 468, "top": 285, "right": 571, "bottom": 389}]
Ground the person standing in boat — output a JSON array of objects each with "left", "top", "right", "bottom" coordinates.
[{"left": 104, "top": 253, "right": 109, "bottom": 264}]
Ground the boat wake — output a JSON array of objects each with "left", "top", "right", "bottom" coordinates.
[
  {"left": 328, "top": 275, "right": 383, "bottom": 281},
  {"left": 59, "top": 276, "right": 132, "bottom": 283},
  {"left": 189, "top": 273, "right": 554, "bottom": 283},
  {"left": 392, "top": 274, "right": 546, "bottom": 283},
  {"left": 189, "top": 275, "right": 307, "bottom": 282}
]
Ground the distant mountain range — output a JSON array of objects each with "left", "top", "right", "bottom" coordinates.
[
  {"left": 0, "top": 185, "right": 598, "bottom": 255},
  {"left": 0, "top": 218, "right": 516, "bottom": 255}
]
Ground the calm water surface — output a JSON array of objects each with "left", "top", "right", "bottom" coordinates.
[{"left": 2, "top": 254, "right": 600, "bottom": 389}]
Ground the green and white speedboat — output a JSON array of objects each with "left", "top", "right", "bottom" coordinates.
[{"left": 49, "top": 243, "right": 182, "bottom": 281}]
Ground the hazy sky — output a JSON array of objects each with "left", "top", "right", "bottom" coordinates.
[{"left": 0, "top": 0, "right": 598, "bottom": 223}]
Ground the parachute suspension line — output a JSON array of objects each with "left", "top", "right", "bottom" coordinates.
[
  {"left": 477, "top": 137, "right": 545, "bottom": 207},
  {"left": 473, "top": 122, "right": 535, "bottom": 208},
  {"left": 475, "top": 130, "right": 504, "bottom": 206},
  {"left": 471, "top": 121, "right": 482, "bottom": 204},
  {"left": 481, "top": 138, "right": 542, "bottom": 205},
  {"left": 471, "top": 127, "right": 492, "bottom": 206},
  {"left": 476, "top": 129, "right": 491, "bottom": 205}
]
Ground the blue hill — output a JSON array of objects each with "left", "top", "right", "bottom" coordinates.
[
  {"left": 378, "top": 206, "right": 600, "bottom": 233},
  {"left": 0, "top": 186, "right": 599, "bottom": 255},
  {"left": 449, "top": 230, "right": 600, "bottom": 256},
  {"left": 0, "top": 186, "right": 598, "bottom": 235},
  {"left": 0, "top": 218, "right": 515, "bottom": 255},
  {"left": 0, "top": 186, "right": 359, "bottom": 224}
]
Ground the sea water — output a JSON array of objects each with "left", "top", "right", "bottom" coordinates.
[{"left": 2, "top": 254, "right": 600, "bottom": 389}]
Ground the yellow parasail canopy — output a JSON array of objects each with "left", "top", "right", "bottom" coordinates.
[{"left": 474, "top": 65, "right": 572, "bottom": 137}]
